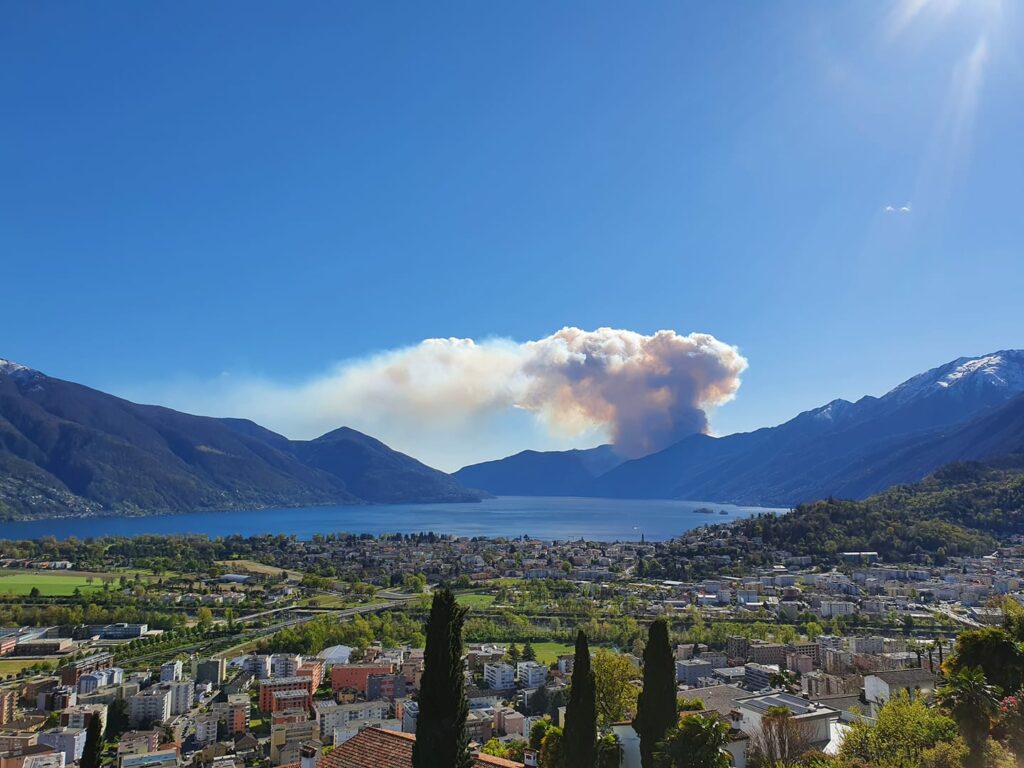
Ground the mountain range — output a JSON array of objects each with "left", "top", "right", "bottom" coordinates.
[
  {"left": 455, "top": 350, "right": 1024, "bottom": 506},
  {"left": 0, "top": 359, "right": 483, "bottom": 518},
  {"left": 3, "top": 349, "right": 1023, "bottom": 519}
]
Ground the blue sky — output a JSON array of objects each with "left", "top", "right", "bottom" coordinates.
[{"left": 2, "top": 2, "right": 1022, "bottom": 469}]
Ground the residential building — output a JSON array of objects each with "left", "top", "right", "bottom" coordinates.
[
  {"left": 743, "top": 663, "right": 777, "bottom": 692},
  {"left": 259, "top": 677, "right": 315, "bottom": 712},
  {"left": 516, "top": 662, "right": 547, "bottom": 689},
  {"left": 129, "top": 687, "right": 171, "bottom": 726},
  {"left": 483, "top": 663, "right": 515, "bottom": 691},
  {"left": 676, "top": 659, "right": 713, "bottom": 687},
  {"left": 160, "top": 662, "right": 182, "bottom": 683},
  {"left": 366, "top": 674, "right": 406, "bottom": 702},
  {"left": 36, "top": 730, "right": 85, "bottom": 765},
  {"left": 168, "top": 681, "right": 193, "bottom": 716},
  {"left": 194, "top": 713, "right": 219, "bottom": 745},
  {"left": 196, "top": 659, "right": 226, "bottom": 686},
  {"left": 60, "top": 654, "right": 113, "bottom": 687},
  {"left": 329, "top": 664, "right": 395, "bottom": 695}
]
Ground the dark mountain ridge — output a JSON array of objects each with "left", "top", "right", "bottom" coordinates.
[
  {"left": 0, "top": 359, "right": 483, "bottom": 519},
  {"left": 458, "top": 350, "right": 1024, "bottom": 506}
]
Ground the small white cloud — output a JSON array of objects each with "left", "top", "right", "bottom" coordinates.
[{"left": 884, "top": 203, "right": 912, "bottom": 214}]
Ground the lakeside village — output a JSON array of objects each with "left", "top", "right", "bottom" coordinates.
[{"left": 0, "top": 525, "right": 1021, "bottom": 768}]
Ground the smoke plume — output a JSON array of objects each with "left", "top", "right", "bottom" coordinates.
[{"left": 187, "top": 327, "right": 747, "bottom": 462}]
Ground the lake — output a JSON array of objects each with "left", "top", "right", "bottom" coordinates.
[{"left": 0, "top": 497, "right": 785, "bottom": 542}]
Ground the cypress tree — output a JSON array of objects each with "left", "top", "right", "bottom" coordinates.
[
  {"left": 634, "top": 617, "right": 677, "bottom": 768},
  {"left": 80, "top": 714, "right": 102, "bottom": 768},
  {"left": 563, "top": 629, "right": 596, "bottom": 768},
  {"left": 413, "top": 588, "right": 473, "bottom": 768}
]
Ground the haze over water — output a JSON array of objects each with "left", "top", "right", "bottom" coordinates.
[{"left": 0, "top": 497, "right": 783, "bottom": 542}]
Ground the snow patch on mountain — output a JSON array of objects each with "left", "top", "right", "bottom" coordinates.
[
  {"left": 885, "top": 350, "right": 1024, "bottom": 405},
  {"left": 0, "top": 359, "right": 34, "bottom": 377}
]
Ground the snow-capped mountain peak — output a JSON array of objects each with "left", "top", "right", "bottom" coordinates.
[
  {"left": 809, "top": 398, "right": 855, "bottom": 422},
  {"left": 885, "top": 350, "right": 1024, "bottom": 405},
  {"left": 0, "top": 358, "right": 32, "bottom": 375}
]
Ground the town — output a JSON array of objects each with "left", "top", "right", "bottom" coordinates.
[{"left": 0, "top": 525, "right": 1018, "bottom": 768}]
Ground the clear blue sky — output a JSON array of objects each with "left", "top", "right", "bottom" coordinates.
[{"left": 2, "top": 2, "right": 1022, "bottom": 466}]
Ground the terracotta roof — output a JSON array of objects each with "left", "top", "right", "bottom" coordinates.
[{"left": 323, "top": 728, "right": 523, "bottom": 768}]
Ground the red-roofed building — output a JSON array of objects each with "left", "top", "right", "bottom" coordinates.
[{"left": 321, "top": 727, "right": 523, "bottom": 768}]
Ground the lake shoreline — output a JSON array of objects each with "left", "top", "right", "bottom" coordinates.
[{"left": 0, "top": 496, "right": 785, "bottom": 542}]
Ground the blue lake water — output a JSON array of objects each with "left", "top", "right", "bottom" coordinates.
[{"left": 0, "top": 497, "right": 784, "bottom": 542}]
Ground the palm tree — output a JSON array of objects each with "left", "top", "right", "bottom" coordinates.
[
  {"left": 654, "top": 713, "right": 731, "bottom": 768},
  {"left": 937, "top": 666, "right": 1001, "bottom": 760}
]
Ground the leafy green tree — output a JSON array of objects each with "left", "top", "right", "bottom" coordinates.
[
  {"left": 539, "top": 726, "right": 564, "bottom": 768},
  {"left": 196, "top": 606, "right": 214, "bottom": 631},
  {"left": 635, "top": 618, "right": 677, "bottom": 768},
  {"left": 654, "top": 713, "right": 731, "bottom": 768},
  {"left": 944, "top": 627, "right": 1024, "bottom": 695},
  {"left": 413, "top": 589, "right": 472, "bottom": 768},
  {"left": 530, "top": 718, "right": 553, "bottom": 750},
  {"left": 80, "top": 715, "right": 102, "bottom": 768},
  {"left": 563, "top": 630, "right": 596, "bottom": 768},
  {"left": 508, "top": 642, "right": 521, "bottom": 663},
  {"left": 593, "top": 649, "right": 639, "bottom": 728},
  {"left": 596, "top": 733, "right": 622, "bottom": 768},
  {"left": 937, "top": 667, "right": 1001, "bottom": 761},
  {"left": 839, "top": 691, "right": 960, "bottom": 768}
]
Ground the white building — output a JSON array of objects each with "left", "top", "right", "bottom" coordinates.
[
  {"left": 736, "top": 692, "right": 839, "bottom": 746},
  {"left": 129, "top": 686, "right": 172, "bottom": 725},
  {"left": 169, "top": 680, "right": 194, "bottom": 715},
  {"left": 516, "top": 662, "right": 547, "bottom": 689},
  {"left": 37, "top": 729, "right": 86, "bottom": 764},
  {"left": 244, "top": 655, "right": 272, "bottom": 680},
  {"left": 160, "top": 661, "right": 183, "bottom": 683},
  {"left": 271, "top": 654, "right": 303, "bottom": 679},
  {"left": 483, "top": 662, "right": 515, "bottom": 690},
  {"left": 863, "top": 669, "right": 937, "bottom": 716},
  {"left": 195, "top": 712, "right": 219, "bottom": 744},
  {"left": 78, "top": 667, "right": 124, "bottom": 694},
  {"left": 316, "top": 701, "right": 391, "bottom": 740}
]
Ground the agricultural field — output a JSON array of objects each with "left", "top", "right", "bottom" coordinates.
[{"left": 0, "top": 570, "right": 108, "bottom": 596}]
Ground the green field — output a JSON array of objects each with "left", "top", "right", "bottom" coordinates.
[
  {"left": 527, "top": 642, "right": 575, "bottom": 665},
  {"left": 0, "top": 570, "right": 111, "bottom": 596},
  {"left": 456, "top": 593, "right": 496, "bottom": 608},
  {"left": 0, "top": 658, "right": 50, "bottom": 677}
]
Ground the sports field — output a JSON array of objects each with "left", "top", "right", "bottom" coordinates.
[{"left": 0, "top": 570, "right": 107, "bottom": 596}]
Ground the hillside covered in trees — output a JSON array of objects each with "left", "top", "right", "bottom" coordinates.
[{"left": 735, "top": 456, "right": 1024, "bottom": 562}]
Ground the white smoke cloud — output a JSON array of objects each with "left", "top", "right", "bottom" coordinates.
[{"left": 135, "top": 327, "right": 747, "bottom": 468}]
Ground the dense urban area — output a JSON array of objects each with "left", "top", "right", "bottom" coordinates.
[{"left": 0, "top": 461, "right": 1023, "bottom": 768}]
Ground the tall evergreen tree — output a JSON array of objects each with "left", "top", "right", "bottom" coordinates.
[
  {"left": 413, "top": 589, "right": 473, "bottom": 768},
  {"left": 80, "top": 714, "right": 102, "bottom": 768},
  {"left": 634, "top": 618, "right": 677, "bottom": 768},
  {"left": 563, "top": 629, "right": 597, "bottom": 768},
  {"left": 523, "top": 641, "right": 537, "bottom": 661}
]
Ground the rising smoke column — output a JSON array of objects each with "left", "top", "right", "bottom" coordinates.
[
  {"left": 229, "top": 326, "right": 748, "bottom": 459},
  {"left": 517, "top": 327, "right": 748, "bottom": 457}
]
